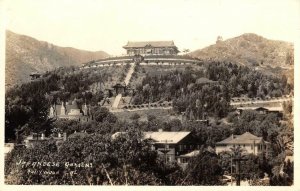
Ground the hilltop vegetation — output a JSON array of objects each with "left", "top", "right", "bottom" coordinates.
[
  {"left": 131, "top": 62, "right": 292, "bottom": 119},
  {"left": 189, "top": 33, "right": 294, "bottom": 68}
]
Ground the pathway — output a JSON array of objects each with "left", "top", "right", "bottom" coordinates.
[{"left": 112, "top": 62, "right": 136, "bottom": 109}]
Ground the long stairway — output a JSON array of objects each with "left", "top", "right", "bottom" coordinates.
[{"left": 112, "top": 62, "right": 136, "bottom": 109}]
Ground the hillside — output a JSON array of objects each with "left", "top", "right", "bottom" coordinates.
[
  {"left": 189, "top": 33, "right": 294, "bottom": 68},
  {"left": 5, "top": 30, "right": 109, "bottom": 87}
]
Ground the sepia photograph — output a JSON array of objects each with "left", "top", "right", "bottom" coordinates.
[{"left": 1, "top": 0, "right": 299, "bottom": 189}]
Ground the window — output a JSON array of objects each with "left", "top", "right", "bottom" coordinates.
[
  {"left": 243, "top": 144, "right": 245, "bottom": 147},
  {"left": 165, "top": 144, "right": 169, "bottom": 149},
  {"left": 151, "top": 145, "right": 155, "bottom": 151},
  {"left": 251, "top": 145, "right": 253, "bottom": 150},
  {"left": 179, "top": 145, "right": 183, "bottom": 151}
]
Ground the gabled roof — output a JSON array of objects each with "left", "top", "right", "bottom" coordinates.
[
  {"left": 51, "top": 101, "right": 82, "bottom": 116},
  {"left": 180, "top": 150, "right": 200, "bottom": 157},
  {"left": 143, "top": 131, "right": 190, "bottom": 144},
  {"left": 112, "top": 131, "right": 191, "bottom": 144},
  {"left": 123, "top": 41, "right": 176, "bottom": 48},
  {"left": 216, "top": 132, "right": 263, "bottom": 145},
  {"left": 236, "top": 106, "right": 283, "bottom": 112}
]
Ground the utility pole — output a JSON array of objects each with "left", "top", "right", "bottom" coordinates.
[
  {"left": 231, "top": 154, "right": 233, "bottom": 186},
  {"left": 232, "top": 156, "right": 247, "bottom": 186}
]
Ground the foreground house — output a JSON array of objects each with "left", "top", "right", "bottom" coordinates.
[
  {"left": 4, "top": 143, "right": 15, "bottom": 158},
  {"left": 24, "top": 132, "right": 67, "bottom": 148},
  {"left": 112, "top": 130, "right": 201, "bottom": 163},
  {"left": 215, "top": 132, "right": 270, "bottom": 156}
]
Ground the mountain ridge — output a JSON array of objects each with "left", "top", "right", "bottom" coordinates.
[
  {"left": 5, "top": 30, "right": 109, "bottom": 87},
  {"left": 189, "top": 33, "right": 294, "bottom": 68}
]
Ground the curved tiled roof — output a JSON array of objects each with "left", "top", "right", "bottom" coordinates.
[{"left": 123, "top": 41, "right": 176, "bottom": 48}]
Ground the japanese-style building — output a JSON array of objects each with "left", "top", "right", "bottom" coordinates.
[
  {"left": 123, "top": 41, "right": 179, "bottom": 56},
  {"left": 236, "top": 106, "right": 283, "bottom": 119},
  {"left": 81, "top": 40, "right": 202, "bottom": 68}
]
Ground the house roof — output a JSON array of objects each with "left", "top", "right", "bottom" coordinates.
[
  {"left": 216, "top": 132, "right": 264, "bottom": 145},
  {"left": 236, "top": 106, "right": 283, "bottom": 112},
  {"left": 180, "top": 150, "right": 200, "bottom": 157},
  {"left": 112, "top": 131, "right": 191, "bottom": 144},
  {"left": 51, "top": 100, "right": 82, "bottom": 116},
  {"left": 123, "top": 41, "right": 176, "bottom": 48},
  {"left": 196, "top": 77, "right": 218, "bottom": 84},
  {"left": 143, "top": 131, "right": 190, "bottom": 144}
]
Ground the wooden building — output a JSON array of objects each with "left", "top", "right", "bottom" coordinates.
[
  {"left": 236, "top": 106, "right": 283, "bottom": 119},
  {"left": 123, "top": 41, "right": 179, "bottom": 56},
  {"left": 112, "top": 129, "right": 200, "bottom": 163},
  {"left": 49, "top": 99, "right": 90, "bottom": 122},
  {"left": 215, "top": 132, "right": 270, "bottom": 156}
]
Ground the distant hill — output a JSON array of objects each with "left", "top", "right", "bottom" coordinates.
[
  {"left": 5, "top": 30, "right": 109, "bottom": 87},
  {"left": 189, "top": 33, "right": 294, "bottom": 68}
]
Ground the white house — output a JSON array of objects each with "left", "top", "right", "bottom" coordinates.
[{"left": 215, "top": 132, "right": 270, "bottom": 156}]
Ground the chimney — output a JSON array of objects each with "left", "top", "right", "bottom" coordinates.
[
  {"left": 231, "top": 134, "right": 234, "bottom": 140},
  {"left": 158, "top": 129, "right": 163, "bottom": 132}
]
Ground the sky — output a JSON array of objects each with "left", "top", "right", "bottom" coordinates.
[{"left": 3, "top": 0, "right": 300, "bottom": 55}]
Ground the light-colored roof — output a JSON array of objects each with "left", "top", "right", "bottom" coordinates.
[
  {"left": 216, "top": 132, "right": 263, "bottom": 145},
  {"left": 196, "top": 77, "right": 217, "bottom": 84},
  {"left": 236, "top": 106, "right": 283, "bottom": 112},
  {"left": 123, "top": 41, "right": 176, "bottom": 48},
  {"left": 180, "top": 150, "right": 200, "bottom": 157},
  {"left": 143, "top": 131, "right": 190, "bottom": 144},
  {"left": 111, "top": 132, "right": 126, "bottom": 139},
  {"left": 112, "top": 131, "right": 191, "bottom": 144}
]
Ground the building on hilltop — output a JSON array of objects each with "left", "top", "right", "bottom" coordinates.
[
  {"left": 123, "top": 41, "right": 179, "bottom": 56},
  {"left": 49, "top": 99, "right": 91, "bottom": 122},
  {"left": 215, "top": 132, "right": 270, "bottom": 156}
]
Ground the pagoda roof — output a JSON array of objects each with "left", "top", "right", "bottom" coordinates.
[{"left": 123, "top": 41, "right": 176, "bottom": 48}]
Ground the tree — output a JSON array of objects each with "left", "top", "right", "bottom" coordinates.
[
  {"left": 183, "top": 149, "right": 223, "bottom": 185},
  {"left": 130, "top": 113, "right": 141, "bottom": 121}
]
